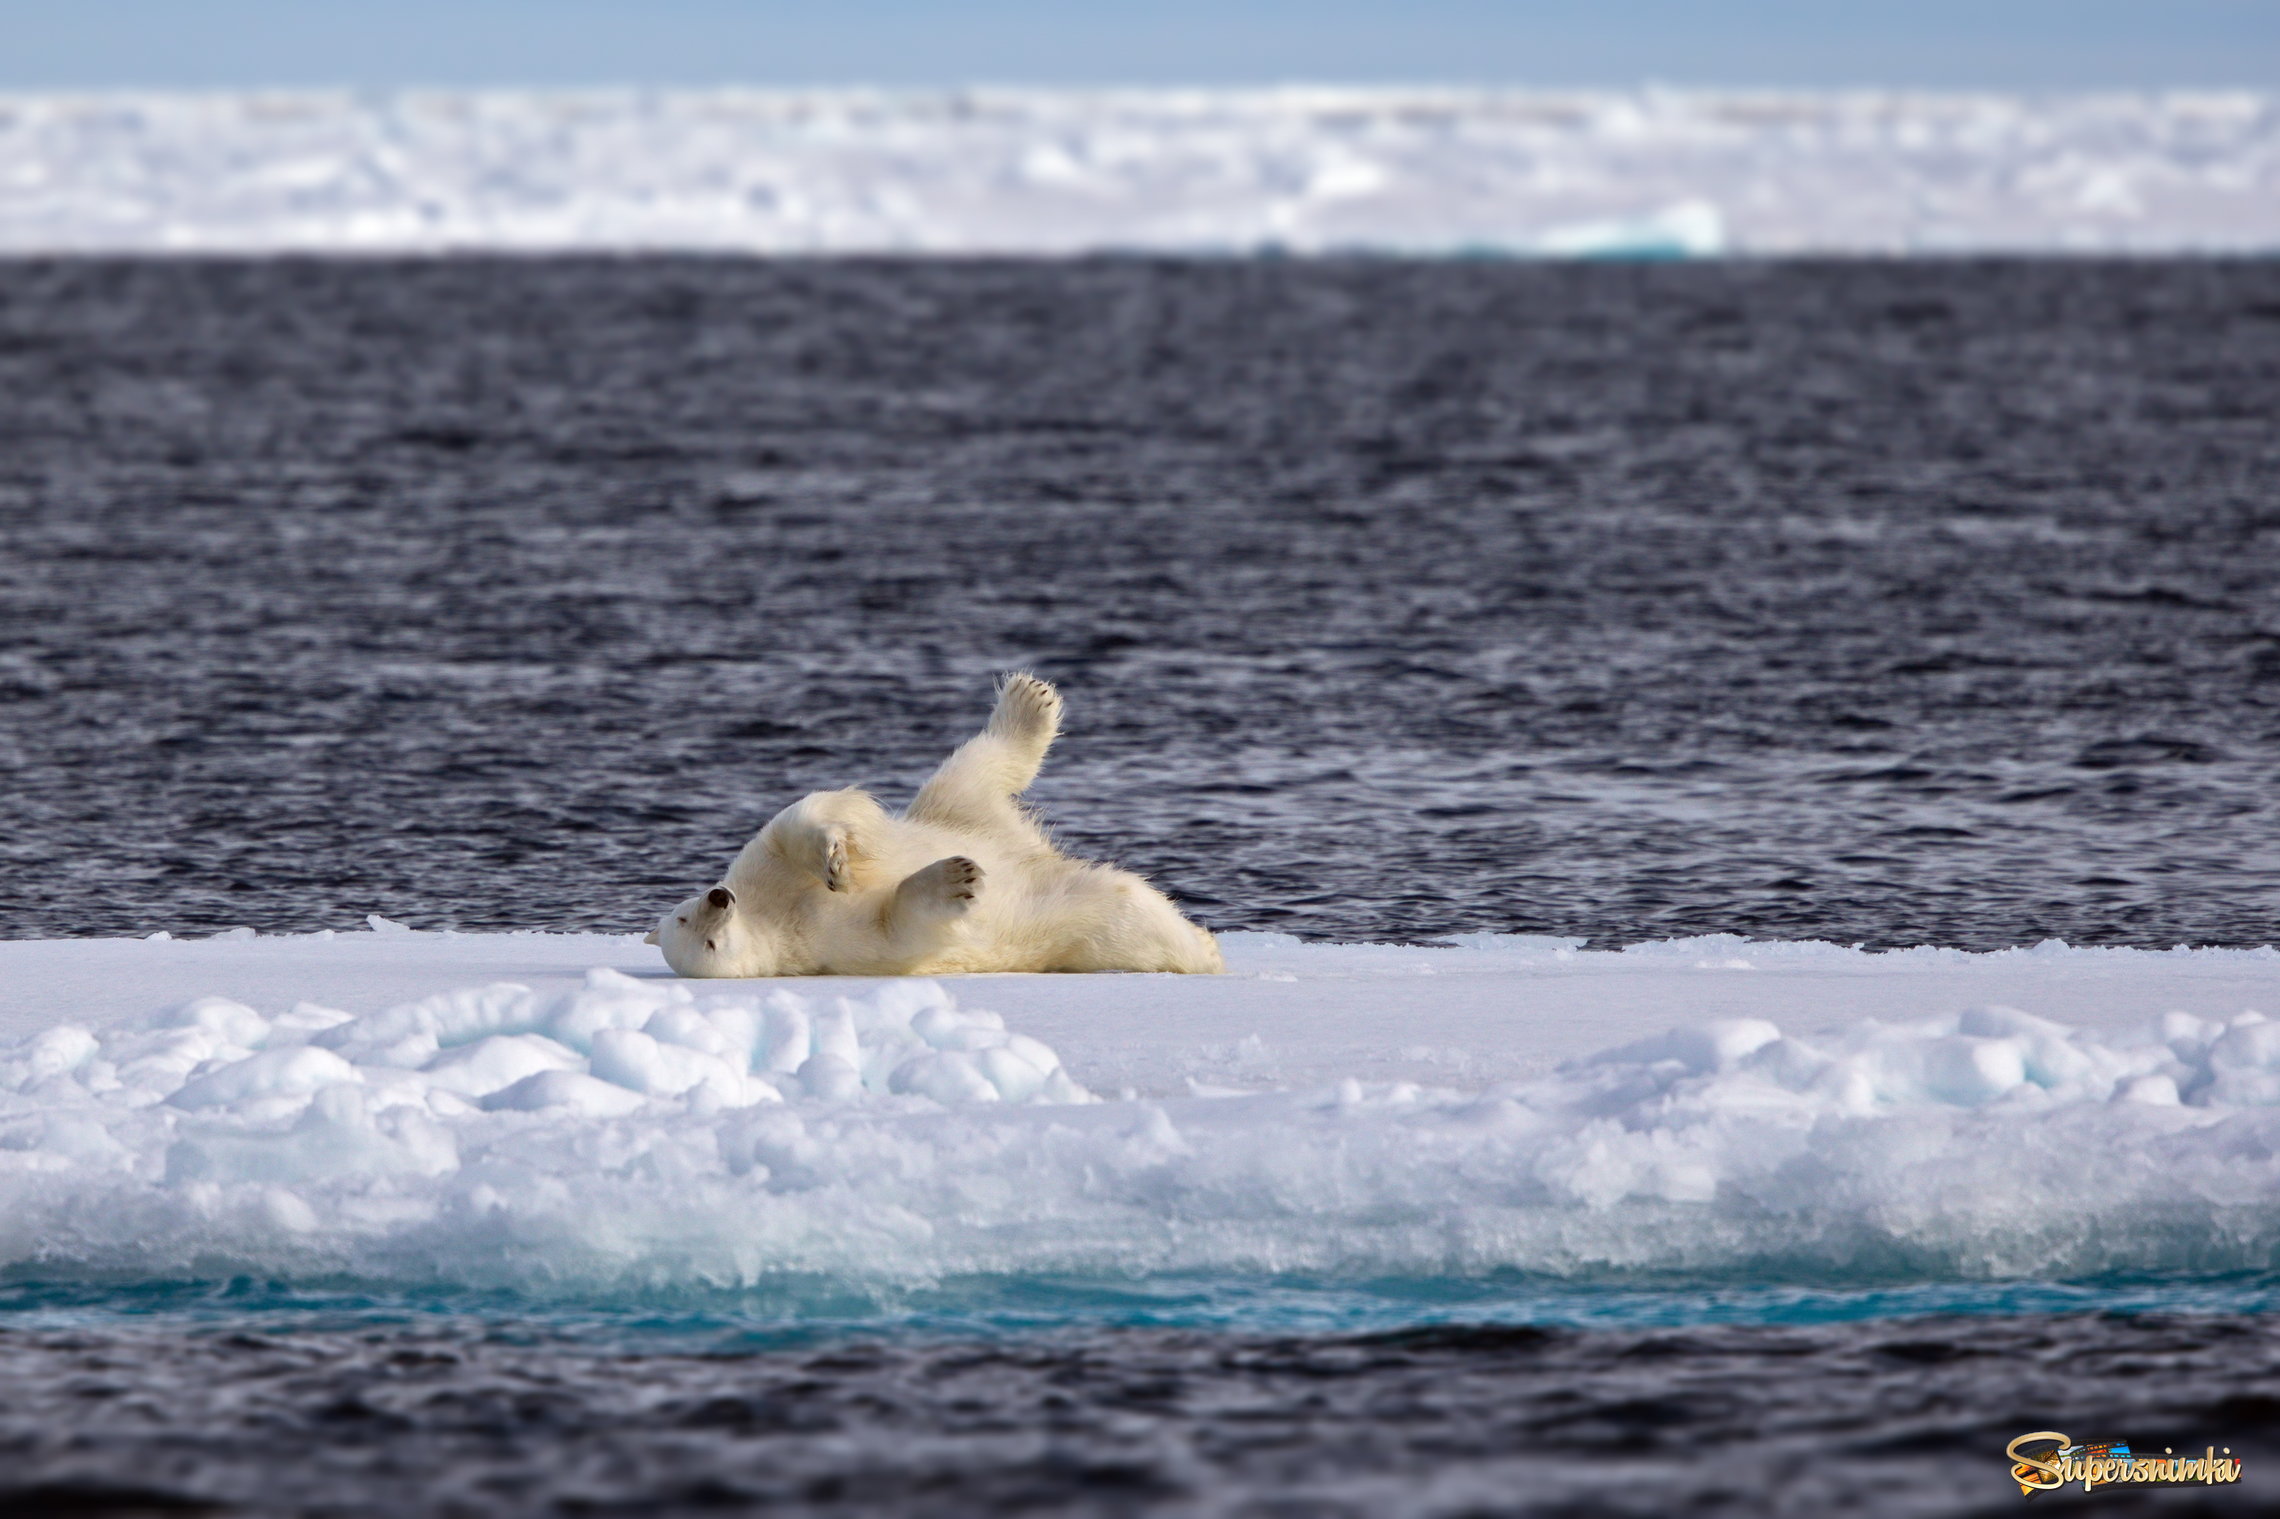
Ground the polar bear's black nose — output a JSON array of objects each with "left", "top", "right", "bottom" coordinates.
[{"left": 706, "top": 887, "right": 735, "bottom": 911}]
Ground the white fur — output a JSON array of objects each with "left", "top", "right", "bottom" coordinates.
[{"left": 648, "top": 674, "right": 1223, "bottom": 977}]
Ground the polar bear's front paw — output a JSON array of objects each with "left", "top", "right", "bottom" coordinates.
[
  {"left": 903, "top": 855, "right": 983, "bottom": 914},
  {"left": 821, "top": 829, "right": 850, "bottom": 892}
]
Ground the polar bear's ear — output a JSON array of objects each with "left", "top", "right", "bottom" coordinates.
[
  {"left": 706, "top": 886, "right": 735, "bottom": 911},
  {"left": 643, "top": 928, "right": 660, "bottom": 945}
]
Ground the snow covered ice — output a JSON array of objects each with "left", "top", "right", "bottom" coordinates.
[
  {"left": 4, "top": 928, "right": 2280, "bottom": 1293},
  {"left": 2, "top": 88, "right": 2277, "bottom": 255}
]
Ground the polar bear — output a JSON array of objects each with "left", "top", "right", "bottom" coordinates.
[{"left": 646, "top": 674, "right": 1223, "bottom": 977}]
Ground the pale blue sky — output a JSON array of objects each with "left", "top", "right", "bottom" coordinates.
[{"left": 0, "top": 0, "right": 2272, "bottom": 91}]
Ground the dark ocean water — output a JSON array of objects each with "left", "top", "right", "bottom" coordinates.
[
  {"left": 2, "top": 257, "right": 2277, "bottom": 947},
  {"left": 3, "top": 256, "right": 2280, "bottom": 1515}
]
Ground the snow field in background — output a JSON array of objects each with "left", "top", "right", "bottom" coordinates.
[
  {"left": 6, "top": 948, "right": 2280, "bottom": 1291},
  {"left": 2, "top": 89, "right": 2277, "bottom": 255}
]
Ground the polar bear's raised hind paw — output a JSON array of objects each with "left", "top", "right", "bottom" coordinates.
[{"left": 990, "top": 671, "right": 1063, "bottom": 746}]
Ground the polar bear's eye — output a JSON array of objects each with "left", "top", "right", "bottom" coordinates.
[
  {"left": 705, "top": 939, "right": 716, "bottom": 950},
  {"left": 677, "top": 916, "right": 688, "bottom": 925}
]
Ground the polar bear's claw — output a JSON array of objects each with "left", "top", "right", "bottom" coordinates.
[{"left": 823, "top": 831, "right": 849, "bottom": 891}]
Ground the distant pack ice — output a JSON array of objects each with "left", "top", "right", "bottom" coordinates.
[{"left": 1, "top": 88, "right": 2276, "bottom": 255}]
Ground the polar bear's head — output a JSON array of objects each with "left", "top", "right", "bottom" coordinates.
[{"left": 646, "top": 885, "right": 768, "bottom": 977}]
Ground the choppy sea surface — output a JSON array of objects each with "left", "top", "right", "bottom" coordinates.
[
  {"left": 2, "top": 257, "right": 2279, "bottom": 1513},
  {"left": 3, "top": 1286, "right": 2276, "bottom": 1518},
  {"left": 3, "top": 256, "right": 2279, "bottom": 949}
]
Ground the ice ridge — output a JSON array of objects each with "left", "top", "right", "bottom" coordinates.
[{"left": 6, "top": 972, "right": 2280, "bottom": 1291}]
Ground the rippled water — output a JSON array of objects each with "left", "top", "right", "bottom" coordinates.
[
  {"left": 2, "top": 257, "right": 2277, "bottom": 947},
  {"left": 5, "top": 256, "right": 2280, "bottom": 1514}
]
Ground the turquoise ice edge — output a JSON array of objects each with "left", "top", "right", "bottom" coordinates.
[{"left": 6, "top": 1272, "right": 2278, "bottom": 1349}]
